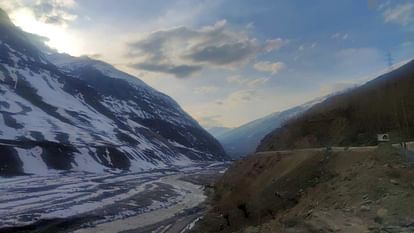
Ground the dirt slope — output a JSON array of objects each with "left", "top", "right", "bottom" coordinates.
[
  {"left": 258, "top": 60, "right": 414, "bottom": 151},
  {"left": 193, "top": 145, "right": 414, "bottom": 233}
]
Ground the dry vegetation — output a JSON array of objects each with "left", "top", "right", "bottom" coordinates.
[
  {"left": 193, "top": 145, "right": 414, "bottom": 233},
  {"left": 258, "top": 60, "right": 414, "bottom": 151}
]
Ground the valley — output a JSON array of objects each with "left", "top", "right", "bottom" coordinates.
[
  {"left": 1, "top": 2, "right": 414, "bottom": 233},
  {"left": 0, "top": 162, "right": 228, "bottom": 233}
]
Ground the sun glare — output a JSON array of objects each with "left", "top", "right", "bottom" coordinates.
[{"left": 9, "top": 8, "right": 79, "bottom": 55}]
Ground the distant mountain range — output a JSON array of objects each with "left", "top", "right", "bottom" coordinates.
[
  {"left": 0, "top": 8, "right": 227, "bottom": 176},
  {"left": 258, "top": 59, "right": 414, "bottom": 151},
  {"left": 207, "top": 127, "right": 233, "bottom": 139},
  {"left": 208, "top": 97, "right": 326, "bottom": 159}
]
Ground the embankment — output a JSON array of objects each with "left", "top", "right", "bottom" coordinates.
[{"left": 193, "top": 146, "right": 414, "bottom": 232}]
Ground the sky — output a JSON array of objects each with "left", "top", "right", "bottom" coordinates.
[{"left": 0, "top": 0, "right": 414, "bottom": 128}]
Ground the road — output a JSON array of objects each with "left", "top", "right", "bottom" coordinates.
[{"left": 256, "top": 142, "right": 414, "bottom": 162}]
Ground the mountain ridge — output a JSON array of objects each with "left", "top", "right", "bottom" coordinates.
[
  {"left": 257, "top": 59, "right": 414, "bottom": 151},
  {"left": 0, "top": 9, "right": 227, "bottom": 176},
  {"left": 212, "top": 96, "right": 326, "bottom": 158}
]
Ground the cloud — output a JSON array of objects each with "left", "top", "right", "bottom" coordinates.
[
  {"left": 224, "top": 89, "right": 257, "bottom": 108},
  {"left": 0, "top": 0, "right": 77, "bottom": 26},
  {"left": 264, "top": 38, "right": 289, "bottom": 52},
  {"left": 226, "top": 75, "right": 270, "bottom": 87},
  {"left": 184, "top": 41, "right": 258, "bottom": 66},
  {"left": 382, "top": 2, "right": 414, "bottom": 26},
  {"left": 86, "top": 53, "right": 103, "bottom": 59},
  {"left": 331, "top": 32, "right": 349, "bottom": 40},
  {"left": 253, "top": 61, "right": 285, "bottom": 74},
  {"left": 194, "top": 85, "right": 220, "bottom": 94},
  {"left": 221, "top": 75, "right": 269, "bottom": 109},
  {"left": 245, "top": 77, "right": 270, "bottom": 88},
  {"left": 246, "top": 22, "right": 254, "bottom": 29},
  {"left": 126, "top": 20, "right": 285, "bottom": 78},
  {"left": 226, "top": 75, "right": 245, "bottom": 84},
  {"left": 194, "top": 114, "right": 224, "bottom": 128},
  {"left": 130, "top": 62, "right": 202, "bottom": 78},
  {"left": 21, "top": 31, "right": 57, "bottom": 53}
]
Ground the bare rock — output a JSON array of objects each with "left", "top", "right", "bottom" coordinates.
[
  {"left": 377, "top": 208, "right": 387, "bottom": 217},
  {"left": 390, "top": 179, "right": 399, "bottom": 185},
  {"left": 360, "top": 205, "right": 371, "bottom": 212}
]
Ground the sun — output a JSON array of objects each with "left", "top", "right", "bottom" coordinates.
[{"left": 9, "top": 8, "right": 80, "bottom": 55}]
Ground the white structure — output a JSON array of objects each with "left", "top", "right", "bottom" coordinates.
[{"left": 377, "top": 134, "right": 390, "bottom": 142}]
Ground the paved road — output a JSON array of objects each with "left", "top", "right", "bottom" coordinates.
[
  {"left": 256, "top": 142, "right": 414, "bottom": 161},
  {"left": 255, "top": 145, "right": 378, "bottom": 156}
]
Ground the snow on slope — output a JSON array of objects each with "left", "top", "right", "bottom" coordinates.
[
  {"left": 0, "top": 9, "right": 227, "bottom": 176},
  {"left": 47, "top": 53, "right": 150, "bottom": 89}
]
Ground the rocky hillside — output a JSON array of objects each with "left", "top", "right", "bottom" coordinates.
[
  {"left": 193, "top": 145, "right": 414, "bottom": 232},
  {"left": 0, "top": 8, "right": 227, "bottom": 176},
  {"left": 258, "top": 60, "right": 414, "bottom": 151}
]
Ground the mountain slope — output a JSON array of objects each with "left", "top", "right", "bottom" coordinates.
[
  {"left": 0, "top": 9, "right": 227, "bottom": 176},
  {"left": 207, "top": 127, "right": 233, "bottom": 139},
  {"left": 193, "top": 146, "right": 414, "bottom": 233},
  {"left": 258, "top": 59, "right": 414, "bottom": 151},
  {"left": 214, "top": 98, "right": 325, "bottom": 159}
]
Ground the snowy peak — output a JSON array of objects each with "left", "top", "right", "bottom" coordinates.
[{"left": 46, "top": 53, "right": 149, "bottom": 88}]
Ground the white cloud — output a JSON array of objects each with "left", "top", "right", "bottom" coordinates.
[
  {"left": 0, "top": 0, "right": 81, "bottom": 54},
  {"left": 193, "top": 114, "right": 224, "bottom": 128},
  {"left": 253, "top": 61, "right": 285, "bottom": 74},
  {"left": 226, "top": 89, "right": 257, "bottom": 106},
  {"left": 126, "top": 22, "right": 290, "bottom": 78},
  {"left": 331, "top": 32, "right": 349, "bottom": 40},
  {"left": 264, "top": 38, "right": 289, "bottom": 52},
  {"left": 331, "top": 33, "right": 340, "bottom": 39},
  {"left": 127, "top": 20, "right": 261, "bottom": 78},
  {"left": 0, "top": 0, "right": 78, "bottom": 26},
  {"left": 245, "top": 77, "right": 270, "bottom": 88},
  {"left": 383, "top": 2, "right": 414, "bottom": 26},
  {"left": 226, "top": 75, "right": 245, "bottom": 84},
  {"left": 246, "top": 22, "right": 254, "bottom": 29},
  {"left": 226, "top": 75, "right": 270, "bottom": 87}
]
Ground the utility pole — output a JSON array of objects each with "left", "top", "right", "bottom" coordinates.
[
  {"left": 387, "top": 50, "right": 409, "bottom": 151},
  {"left": 385, "top": 50, "right": 406, "bottom": 152}
]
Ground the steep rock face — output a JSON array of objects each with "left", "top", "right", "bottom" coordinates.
[{"left": 0, "top": 9, "right": 227, "bottom": 175}]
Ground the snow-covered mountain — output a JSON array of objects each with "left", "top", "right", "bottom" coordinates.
[
  {"left": 0, "top": 9, "right": 227, "bottom": 176},
  {"left": 212, "top": 97, "right": 326, "bottom": 159}
]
